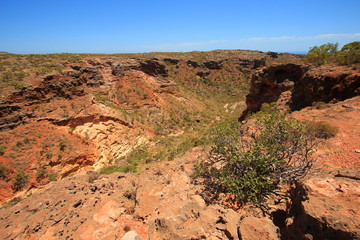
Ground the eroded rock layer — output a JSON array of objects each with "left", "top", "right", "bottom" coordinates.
[{"left": 241, "top": 64, "right": 360, "bottom": 119}]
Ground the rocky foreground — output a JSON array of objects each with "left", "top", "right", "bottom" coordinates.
[
  {"left": 1, "top": 101, "right": 359, "bottom": 240},
  {"left": 1, "top": 96, "right": 360, "bottom": 239}
]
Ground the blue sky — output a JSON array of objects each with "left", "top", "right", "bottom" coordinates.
[{"left": 1, "top": 0, "right": 360, "bottom": 54}]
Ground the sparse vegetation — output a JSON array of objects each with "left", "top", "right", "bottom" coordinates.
[
  {"left": 194, "top": 104, "right": 317, "bottom": 205},
  {"left": 47, "top": 173, "right": 58, "bottom": 182},
  {"left": 305, "top": 121, "right": 339, "bottom": 139},
  {"left": 36, "top": 168, "right": 47, "bottom": 180},
  {"left": 12, "top": 171, "right": 29, "bottom": 191},
  {"left": 59, "top": 140, "right": 67, "bottom": 151},
  {"left": 0, "top": 145, "right": 6, "bottom": 156},
  {"left": 0, "top": 162, "right": 10, "bottom": 180},
  {"left": 6, "top": 197, "right": 22, "bottom": 207},
  {"left": 99, "top": 165, "right": 136, "bottom": 174}
]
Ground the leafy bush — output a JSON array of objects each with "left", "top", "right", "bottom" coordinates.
[
  {"left": 194, "top": 106, "right": 317, "bottom": 205},
  {"left": 12, "top": 171, "right": 29, "bottom": 191}
]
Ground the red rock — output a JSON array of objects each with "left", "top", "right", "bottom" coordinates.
[{"left": 238, "top": 217, "right": 280, "bottom": 240}]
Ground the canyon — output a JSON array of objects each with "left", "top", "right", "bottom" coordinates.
[{"left": 0, "top": 50, "right": 359, "bottom": 239}]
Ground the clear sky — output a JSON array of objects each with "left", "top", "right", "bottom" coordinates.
[{"left": 1, "top": 0, "right": 360, "bottom": 54}]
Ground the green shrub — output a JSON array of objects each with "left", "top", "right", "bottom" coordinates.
[
  {"left": 36, "top": 168, "right": 47, "bottom": 180},
  {"left": 16, "top": 141, "right": 24, "bottom": 148},
  {"left": 99, "top": 165, "right": 136, "bottom": 174},
  {"left": 23, "top": 138, "right": 31, "bottom": 144},
  {"left": 0, "top": 145, "right": 6, "bottom": 155},
  {"left": 59, "top": 141, "right": 67, "bottom": 151},
  {"left": 7, "top": 197, "right": 22, "bottom": 207},
  {"left": 12, "top": 171, "right": 29, "bottom": 191},
  {"left": 47, "top": 173, "right": 57, "bottom": 182},
  {"left": 45, "top": 151, "right": 53, "bottom": 159},
  {"left": 126, "top": 145, "right": 150, "bottom": 165},
  {"left": 194, "top": 106, "right": 317, "bottom": 205},
  {"left": 305, "top": 121, "right": 338, "bottom": 139},
  {"left": 0, "top": 163, "right": 9, "bottom": 180}
]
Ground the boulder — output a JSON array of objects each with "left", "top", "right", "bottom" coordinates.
[
  {"left": 138, "top": 59, "right": 168, "bottom": 77},
  {"left": 163, "top": 58, "right": 179, "bottom": 65},
  {"left": 286, "top": 176, "right": 360, "bottom": 240},
  {"left": 238, "top": 58, "right": 266, "bottom": 69},
  {"left": 203, "top": 60, "right": 223, "bottom": 70},
  {"left": 121, "top": 231, "right": 144, "bottom": 240},
  {"left": 111, "top": 62, "right": 125, "bottom": 76},
  {"left": 238, "top": 217, "right": 280, "bottom": 240},
  {"left": 187, "top": 60, "right": 199, "bottom": 68},
  {"left": 196, "top": 70, "right": 211, "bottom": 78}
]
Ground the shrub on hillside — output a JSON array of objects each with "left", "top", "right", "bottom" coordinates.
[
  {"left": 12, "top": 171, "right": 29, "bottom": 191},
  {"left": 305, "top": 121, "right": 338, "bottom": 139},
  {"left": 47, "top": 173, "right": 58, "bottom": 182},
  {"left": 36, "top": 168, "right": 47, "bottom": 181},
  {"left": 0, "top": 163, "right": 10, "bottom": 180},
  {"left": 193, "top": 105, "right": 317, "bottom": 205},
  {"left": 99, "top": 165, "right": 136, "bottom": 174},
  {"left": 0, "top": 145, "right": 6, "bottom": 156}
]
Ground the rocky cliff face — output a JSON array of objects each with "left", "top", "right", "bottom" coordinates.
[{"left": 241, "top": 64, "right": 360, "bottom": 119}]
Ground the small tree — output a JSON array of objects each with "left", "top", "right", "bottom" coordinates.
[
  {"left": 194, "top": 105, "right": 317, "bottom": 205},
  {"left": 338, "top": 41, "right": 360, "bottom": 65},
  {"left": 306, "top": 43, "right": 338, "bottom": 65}
]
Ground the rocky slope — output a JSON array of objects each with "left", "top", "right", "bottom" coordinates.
[
  {"left": 241, "top": 63, "right": 360, "bottom": 119},
  {"left": 1, "top": 94, "right": 359, "bottom": 239}
]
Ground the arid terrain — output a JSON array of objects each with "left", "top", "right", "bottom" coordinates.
[{"left": 0, "top": 50, "right": 359, "bottom": 240}]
